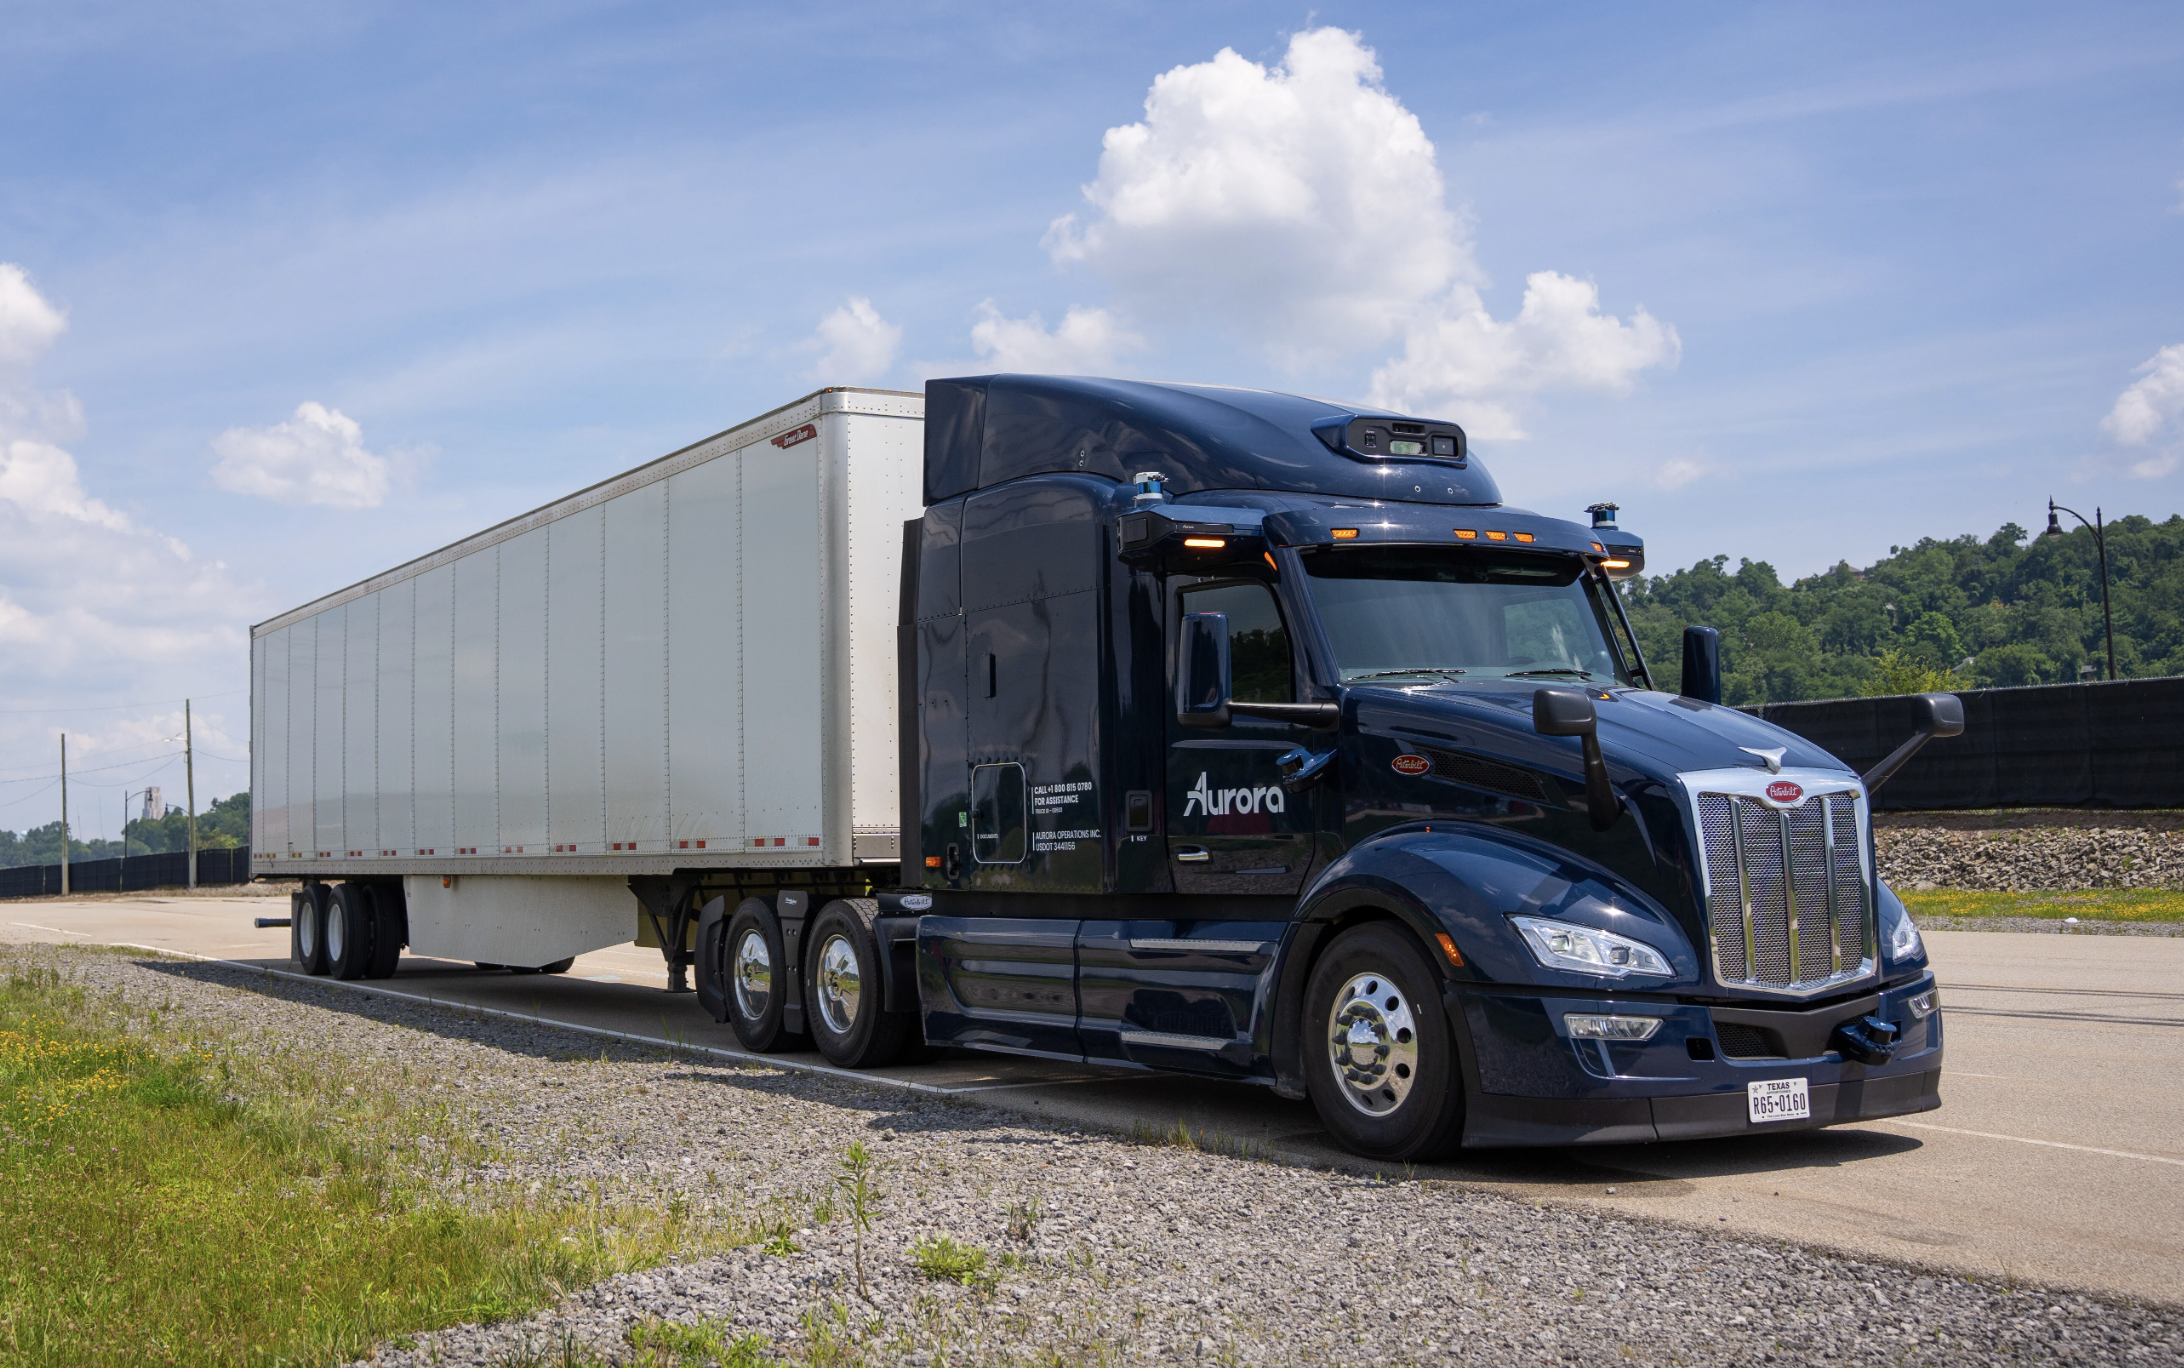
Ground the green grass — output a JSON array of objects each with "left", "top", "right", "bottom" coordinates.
[
  {"left": 1897, "top": 887, "right": 2184, "bottom": 922},
  {"left": 0, "top": 953, "right": 746, "bottom": 1367},
  {"left": 908, "top": 1234, "right": 991, "bottom": 1287}
]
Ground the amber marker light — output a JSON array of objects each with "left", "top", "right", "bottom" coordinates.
[
  {"left": 925, "top": 855, "right": 943, "bottom": 868},
  {"left": 1603, "top": 558, "right": 1632, "bottom": 569},
  {"left": 1591, "top": 542, "right": 1605, "bottom": 553},
  {"left": 1263, "top": 551, "right": 1278, "bottom": 570},
  {"left": 1454, "top": 529, "right": 1477, "bottom": 540},
  {"left": 1486, "top": 530, "right": 1508, "bottom": 541},
  {"left": 1514, "top": 532, "right": 1535, "bottom": 543},
  {"left": 1434, "top": 932, "right": 1465, "bottom": 967},
  {"left": 1182, "top": 537, "right": 1227, "bottom": 549},
  {"left": 1330, "top": 528, "right": 1359, "bottom": 540}
]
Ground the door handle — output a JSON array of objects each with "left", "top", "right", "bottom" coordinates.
[{"left": 1174, "top": 846, "right": 1211, "bottom": 863}]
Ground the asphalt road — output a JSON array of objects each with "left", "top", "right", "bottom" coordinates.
[{"left": 6, "top": 894, "right": 2179, "bottom": 1308}]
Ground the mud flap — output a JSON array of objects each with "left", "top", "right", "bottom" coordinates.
[{"left": 693, "top": 895, "right": 730, "bottom": 1023}]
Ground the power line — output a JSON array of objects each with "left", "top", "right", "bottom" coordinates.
[
  {"left": 0, "top": 779, "right": 60, "bottom": 812},
  {"left": 0, "top": 687, "right": 246, "bottom": 716},
  {"left": 0, "top": 738, "right": 186, "bottom": 784},
  {"left": 0, "top": 750, "right": 186, "bottom": 786}
]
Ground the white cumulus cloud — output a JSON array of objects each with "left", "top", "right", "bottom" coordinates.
[
  {"left": 210, "top": 401, "right": 393, "bottom": 508},
  {"left": 1038, "top": 27, "right": 1677, "bottom": 435},
  {"left": 1368, "top": 272, "right": 1680, "bottom": 438},
  {"left": 1047, "top": 27, "right": 1463, "bottom": 364},
  {"left": 0, "top": 440, "right": 131, "bottom": 529},
  {"left": 0, "top": 265, "right": 244, "bottom": 730},
  {"left": 1652, "top": 456, "right": 1707, "bottom": 491},
  {"left": 0, "top": 264, "right": 68, "bottom": 371},
  {"left": 967, "top": 301, "right": 1140, "bottom": 374},
  {"left": 2101, "top": 344, "right": 2184, "bottom": 447},
  {"left": 808, "top": 296, "right": 902, "bottom": 382}
]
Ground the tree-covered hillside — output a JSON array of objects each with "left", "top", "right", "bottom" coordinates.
[
  {"left": 0, "top": 791, "right": 250, "bottom": 867},
  {"left": 1620, "top": 514, "right": 2184, "bottom": 705}
]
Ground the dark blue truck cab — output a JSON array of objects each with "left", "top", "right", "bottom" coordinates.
[{"left": 710, "top": 374, "right": 1944, "bottom": 1161}]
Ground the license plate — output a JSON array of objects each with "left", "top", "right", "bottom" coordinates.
[{"left": 1748, "top": 1076, "right": 1811, "bottom": 1124}]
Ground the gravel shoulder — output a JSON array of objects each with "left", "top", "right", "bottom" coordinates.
[
  {"left": 9, "top": 943, "right": 2174, "bottom": 1368},
  {"left": 1877, "top": 820, "right": 2184, "bottom": 892}
]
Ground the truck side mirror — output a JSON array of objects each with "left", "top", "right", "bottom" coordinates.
[
  {"left": 1680, "top": 625, "right": 1722, "bottom": 704},
  {"left": 1177, "top": 612, "right": 1232, "bottom": 728},
  {"left": 1532, "top": 689, "right": 1623, "bottom": 832},
  {"left": 1862, "top": 692, "right": 1964, "bottom": 793}
]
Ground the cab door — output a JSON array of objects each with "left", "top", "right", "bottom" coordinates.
[{"left": 1164, "top": 578, "right": 1316, "bottom": 895}]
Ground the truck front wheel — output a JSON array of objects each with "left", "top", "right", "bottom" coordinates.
[
  {"left": 804, "top": 899, "right": 913, "bottom": 1070},
  {"left": 725, "top": 899, "right": 802, "bottom": 1052},
  {"left": 1303, "top": 923, "right": 1465, "bottom": 1162}
]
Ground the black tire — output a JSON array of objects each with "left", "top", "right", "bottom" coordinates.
[
  {"left": 803, "top": 899, "right": 914, "bottom": 1069},
  {"left": 366, "top": 884, "right": 405, "bottom": 979},
  {"left": 724, "top": 898, "right": 802, "bottom": 1051},
  {"left": 292, "top": 885, "right": 330, "bottom": 976},
  {"left": 474, "top": 962, "right": 507, "bottom": 972},
  {"left": 327, "top": 884, "right": 375, "bottom": 980},
  {"left": 1302, "top": 922, "right": 1466, "bottom": 1162}
]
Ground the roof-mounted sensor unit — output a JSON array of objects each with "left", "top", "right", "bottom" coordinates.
[{"left": 1311, "top": 415, "right": 1468, "bottom": 467}]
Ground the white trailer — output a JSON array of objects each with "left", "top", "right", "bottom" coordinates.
[{"left": 250, "top": 387, "right": 923, "bottom": 976}]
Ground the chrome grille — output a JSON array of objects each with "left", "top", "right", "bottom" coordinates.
[{"left": 1695, "top": 790, "right": 1869, "bottom": 993}]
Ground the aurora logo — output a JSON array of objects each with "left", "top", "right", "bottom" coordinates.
[{"left": 1183, "top": 772, "right": 1287, "bottom": 817}]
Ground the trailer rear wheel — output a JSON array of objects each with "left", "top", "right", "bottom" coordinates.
[
  {"left": 291, "top": 885, "right": 330, "bottom": 976},
  {"left": 365, "top": 884, "right": 405, "bottom": 979},
  {"left": 327, "top": 884, "right": 376, "bottom": 980},
  {"left": 804, "top": 899, "right": 913, "bottom": 1069},
  {"left": 724, "top": 899, "right": 802, "bottom": 1052},
  {"left": 1302, "top": 922, "right": 1465, "bottom": 1162}
]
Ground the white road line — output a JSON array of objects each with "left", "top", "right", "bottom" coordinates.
[
  {"left": 11, "top": 922, "right": 86, "bottom": 937},
  {"left": 1894, "top": 1121, "right": 2184, "bottom": 1168},
  {"left": 103, "top": 942, "right": 1112, "bottom": 1101},
  {"left": 1944, "top": 1071, "right": 2015, "bottom": 1080}
]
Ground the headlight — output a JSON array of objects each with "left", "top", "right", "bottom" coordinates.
[
  {"left": 1906, "top": 989, "right": 1938, "bottom": 1020},
  {"left": 1565, "top": 1013, "right": 1663, "bottom": 1040},
  {"left": 1509, "top": 915, "right": 1671, "bottom": 979},
  {"left": 1885, "top": 903, "right": 1924, "bottom": 962}
]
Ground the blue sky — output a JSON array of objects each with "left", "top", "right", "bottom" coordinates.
[{"left": 0, "top": 1, "right": 2180, "bottom": 835}]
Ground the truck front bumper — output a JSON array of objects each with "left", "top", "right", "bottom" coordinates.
[{"left": 1453, "top": 973, "right": 1943, "bottom": 1147}]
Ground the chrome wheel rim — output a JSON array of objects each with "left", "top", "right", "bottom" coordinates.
[
  {"left": 815, "top": 933, "right": 861, "bottom": 1035},
  {"left": 325, "top": 903, "right": 345, "bottom": 963},
  {"left": 298, "top": 903, "right": 318, "bottom": 961},
  {"left": 732, "top": 929, "right": 772, "bottom": 1021},
  {"left": 1327, "top": 970, "right": 1419, "bottom": 1117}
]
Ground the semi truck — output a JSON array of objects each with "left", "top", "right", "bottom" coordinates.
[{"left": 252, "top": 376, "right": 1947, "bottom": 1160}]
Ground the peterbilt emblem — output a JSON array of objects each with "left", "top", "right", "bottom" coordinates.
[
  {"left": 1391, "top": 753, "right": 1431, "bottom": 776},
  {"left": 1765, "top": 780, "right": 1804, "bottom": 804}
]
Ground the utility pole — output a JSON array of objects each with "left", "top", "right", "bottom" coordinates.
[
  {"left": 59, "top": 733, "right": 69, "bottom": 896},
  {"left": 186, "top": 699, "right": 197, "bottom": 890}
]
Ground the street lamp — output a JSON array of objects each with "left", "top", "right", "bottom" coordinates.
[{"left": 2043, "top": 499, "right": 2118, "bottom": 682}]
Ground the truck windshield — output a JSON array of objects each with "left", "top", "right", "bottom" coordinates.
[{"left": 1300, "top": 546, "right": 1636, "bottom": 686}]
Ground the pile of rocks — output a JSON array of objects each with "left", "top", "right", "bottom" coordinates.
[{"left": 1875, "top": 812, "right": 2184, "bottom": 891}]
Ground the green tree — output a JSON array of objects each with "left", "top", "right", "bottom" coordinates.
[{"left": 1620, "top": 512, "right": 2184, "bottom": 701}]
